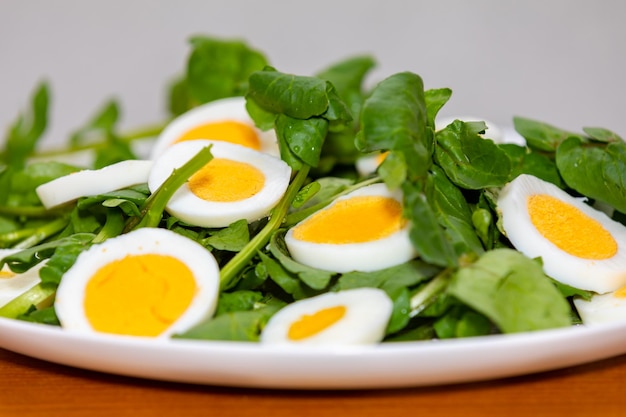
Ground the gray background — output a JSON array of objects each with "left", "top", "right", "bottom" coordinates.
[{"left": 1, "top": 0, "right": 625, "bottom": 149}]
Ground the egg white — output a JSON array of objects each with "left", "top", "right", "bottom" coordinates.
[
  {"left": 284, "top": 183, "right": 417, "bottom": 273},
  {"left": 497, "top": 174, "right": 626, "bottom": 293},
  {"left": 54, "top": 228, "right": 220, "bottom": 338},
  {"left": 148, "top": 139, "right": 291, "bottom": 228},
  {"left": 574, "top": 290, "right": 626, "bottom": 325},
  {"left": 0, "top": 249, "right": 44, "bottom": 308},
  {"left": 149, "top": 96, "right": 279, "bottom": 159},
  {"left": 35, "top": 159, "right": 154, "bottom": 209},
  {"left": 260, "top": 288, "right": 393, "bottom": 345}
]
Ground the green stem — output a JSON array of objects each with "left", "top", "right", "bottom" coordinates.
[
  {"left": 220, "top": 166, "right": 311, "bottom": 289},
  {"left": 123, "top": 145, "right": 214, "bottom": 232},
  {"left": 0, "top": 204, "right": 71, "bottom": 218},
  {"left": 29, "top": 122, "right": 167, "bottom": 159},
  {"left": 409, "top": 268, "right": 453, "bottom": 317},
  {"left": 0, "top": 283, "right": 56, "bottom": 319},
  {"left": 4, "top": 217, "right": 69, "bottom": 250}
]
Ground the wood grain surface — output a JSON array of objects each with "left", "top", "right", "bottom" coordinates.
[{"left": 1, "top": 347, "right": 625, "bottom": 417}]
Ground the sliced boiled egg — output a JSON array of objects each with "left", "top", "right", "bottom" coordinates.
[
  {"left": 148, "top": 139, "right": 291, "bottom": 228},
  {"left": 284, "top": 183, "right": 416, "bottom": 272},
  {"left": 260, "top": 288, "right": 393, "bottom": 345},
  {"left": 0, "top": 250, "right": 44, "bottom": 308},
  {"left": 497, "top": 174, "right": 626, "bottom": 293},
  {"left": 150, "top": 96, "right": 279, "bottom": 159},
  {"left": 35, "top": 159, "right": 153, "bottom": 209},
  {"left": 573, "top": 286, "right": 626, "bottom": 325},
  {"left": 355, "top": 151, "right": 388, "bottom": 177},
  {"left": 54, "top": 228, "right": 220, "bottom": 338}
]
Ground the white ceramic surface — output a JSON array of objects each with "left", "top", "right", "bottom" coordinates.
[{"left": 1, "top": 317, "right": 625, "bottom": 390}]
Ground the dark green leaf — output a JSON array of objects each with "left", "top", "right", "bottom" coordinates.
[
  {"left": 513, "top": 116, "right": 584, "bottom": 151},
  {"left": 583, "top": 126, "right": 623, "bottom": 143},
  {"left": 448, "top": 248, "right": 572, "bottom": 333},
  {"left": 186, "top": 36, "right": 268, "bottom": 104},
  {"left": 275, "top": 115, "right": 328, "bottom": 167},
  {"left": 434, "top": 120, "right": 512, "bottom": 189},
  {"left": 203, "top": 219, "right": 250, "bottom": 252},
  {"left": 556, "top": 137, "right": 626, "bottom": 213},
  {"left": 424, "top": 88, "right": 452, "bottom": 127},
  {"left": 215, "top": 290, "right": 264, "bottom": 315}
]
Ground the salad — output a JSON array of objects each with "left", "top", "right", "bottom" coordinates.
[{"left": 1, "top": 35, "right": 625, "bottom": 345}]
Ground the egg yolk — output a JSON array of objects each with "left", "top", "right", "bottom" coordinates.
[
  {"left": 188, "top": 158, "right": 265, "bottom": 202},
  {"left": 84, "top": 254, "right": 197, "bottom": 337},
  {"left": 527, "top": 194, "right": 618, "bottom": 260},
  {"left": 614, "top": 285, "right": 626, "bottom": 298},
  {"left": 292, "top": 196, "right": 406, "bottom": 244},
  {"left": 0, "top": 270, "right": 15, "bottom": 278},
  {"left": 287, "top": 305, "right": 347, "bottom": 341},
  {"left": 175, "top": 120, "right": 261, "bottom": 150}
]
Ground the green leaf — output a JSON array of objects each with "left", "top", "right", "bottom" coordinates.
[
  {"left": 275, "top": 115, "right": 328, "bottom": 167},
  {"left": 513, "top": 116, "right": 584, "bottom": 151},
  {"left": 424, "top": 88, "right": 452, "bottom": 127},
  {"left": 433, "top": 305, "right": 493, "bottom": 339},
  {"left": 3, "top": 82, "right": 50, "bottom": 169},
  {"left": 186, "top": 36, "right": 268, "bottom": 104},
  {"left": 247, "top": 70, "right": 330, "bottom": 119},
  {"left": 70, "top": 100, "right": 120, "bottom": 147},
  {"left": 425, "top": 166, "right": 484, "bottom": 257},
  {"left": 556, "top": 136, "right": 626, "bottom": 213},
  {"left": 203, "top": 219, "right": 250, "bottom": 252},
  {"left": 356, "top": 72, "right": 432, "bottom": 180},
  {"left": 499, "top": 143, "right": 563, "bottom": 187},
  {"left": 269, "top": 230, "right": 334, "bottom": 291},
  {"left": 434, "top": 120, "right": 512, "bottom": 189},
  {"left": 583, "top": 126, "right": 623, "bottom": 143},
  {"left": 215, "top": 290, "right": 264, "bottom": 315},
  {"left": 448, "top": 248, "right": 572, "bottom": 333},
  {"left": 402, "top": 183, "right": 459, "bottom": 268},
  {"left": 174, "top": 304, "right": 282, "bottom": 342}
]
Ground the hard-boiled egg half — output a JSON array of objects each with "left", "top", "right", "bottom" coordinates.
[
  {"left": 260, "top": 288, "right": 393, "bottom": 345},
  {"left": 150, "top": 96, "right": 279, "bottom": 159},
  {"left": 0, "top": 249, "right": 45, "bottom": 308},
  {"left": 285, "top": 183, "right": 416, "bottom": 273},
  {"left": 497, "top": 174, "right": 626, "bottom": 294},
  {"left": 148, "top": 139, "right": 291, "bottom": 228},
  {"left": 54, "top": 228, "right": 220, "bottom": 338},
  {"left": 35, "top": 159, "right": 154, "bottom": 209},
  {"left": 573, "top": 286, "right": 626, "bottom": 325}
]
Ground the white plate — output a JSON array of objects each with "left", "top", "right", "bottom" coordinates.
[{"left": 1, "top": 317, "right": 626, "bottom": 389}]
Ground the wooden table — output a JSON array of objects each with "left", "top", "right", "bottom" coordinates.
[{"left": 0, "top": 348, "right": 624, "bottom": 417}]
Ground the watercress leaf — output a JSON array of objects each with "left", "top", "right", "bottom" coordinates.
[
  {"left": 203, "top": 219, "right": 250, "bottom": 252},
  {"left": 92, "top": 134, "right": 137, "bottom": 169},
  {"left": 186, "top": 36, "right": 268, "bottom": 104},
  {"left": 8, "top": 162, "right": 80, "bottom": 206},
  {"left": 315, "top": 54, "right": 376, "bottom": 116},
  {"left": 258, "top": 251, "right": 317, "bottom": 300},
  {"left": 269, "top": 230, "right": 334, "bottom": 290},
  {"left": 0, "top": 233, "right": 93, "bottom": 274},
  {"left": 402, "top": 182, "right": 458, "bottom": 268},
  {"left": 426, "top": 166, "right": 484, "bottom": 257},
  {"left": 175, "top": 304, "right": 282, "bottom": 342},
  {"left": 556, "top": 136, "right": 626, "bottom": 213},
  {"left": 583, "top": 126, "right": 623, "bottom": 143},
  {"left": 385, "top": 286, "right": 411, "bottom": 334},
  {"left": 513, "top": 116, "right": 584, "bottom": 151},
  {"left": 378, "top": 151, "right": 406, "bottom": 189},
  {"left": 69, "top": 100, "right": 120, "bottom": 147},
  {"left": 245, "top": 97, "right": 276, "bottom": 131},
  {"left": 215, "top": 290, "right": 264, "bottom": 315},
  {"left": 424, "top": 88, "right": 453, "bottom": 127},
  {"left": 499, "top": 143, "right": 563, "bottom": 187},
  {"left": 247, "top": 70, "right": 329, "bottom": 119},
  {"left": 434, "top": 120, "right": 512, "bottom": 189},
  {"left": 323, "top": 82, "right": 353, "bottom": 129},
  {"left": 433, "top": 305, "right": 493, "bottom": 339},
  {"left": 4, "top": 81, "right": 50, "bottom": 169},
  {"left": 38, "top": 235, "right": 94, "bottom": 286},
  {"left": 356, "top": 72, "right": 432, "bottom": 180},
  {"left": 275, "top": 115, "right": 328, "bottom": 167},
  {"left": 167, "top": 74, "right": 193, "bottom": 117},
  {"left": 77, "top": 188, "right": 149, "bottom": 210},
  {"left": 292, "top": 181, "right": 321, "bottom": 209},
  {"left": 334, "top": 260, "right": 438, "bottom": 293},
  {"left": 448, "top": 248, "right": 572, "bottom": 333}
]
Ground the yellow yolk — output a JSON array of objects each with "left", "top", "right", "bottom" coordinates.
[
  {"left": 614, "top": 285, "right": 626, "bottom": 298},
  {"left": 0, "top": 270, "right": 15, "bottom": 278},
  {"left": 528, "top": 194, "right": 618, "bottom": 260},
  {"left": 175, "top": 120, "right": 261, "bottom": 150},
  {"left": 292, "top": 196, "right": 406, "bottom": 244},
  {"left": 376, "top": 151, "right": 389, "bottom": 165},
  {"left": 188, "top": 158, "right": 265, "bottom": 202},
  {"left": 84, "top": 254, "right": 197, "bottom": 337},
  {"left": 287, "top": 305, "right": 347, "bottom": 341}
]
